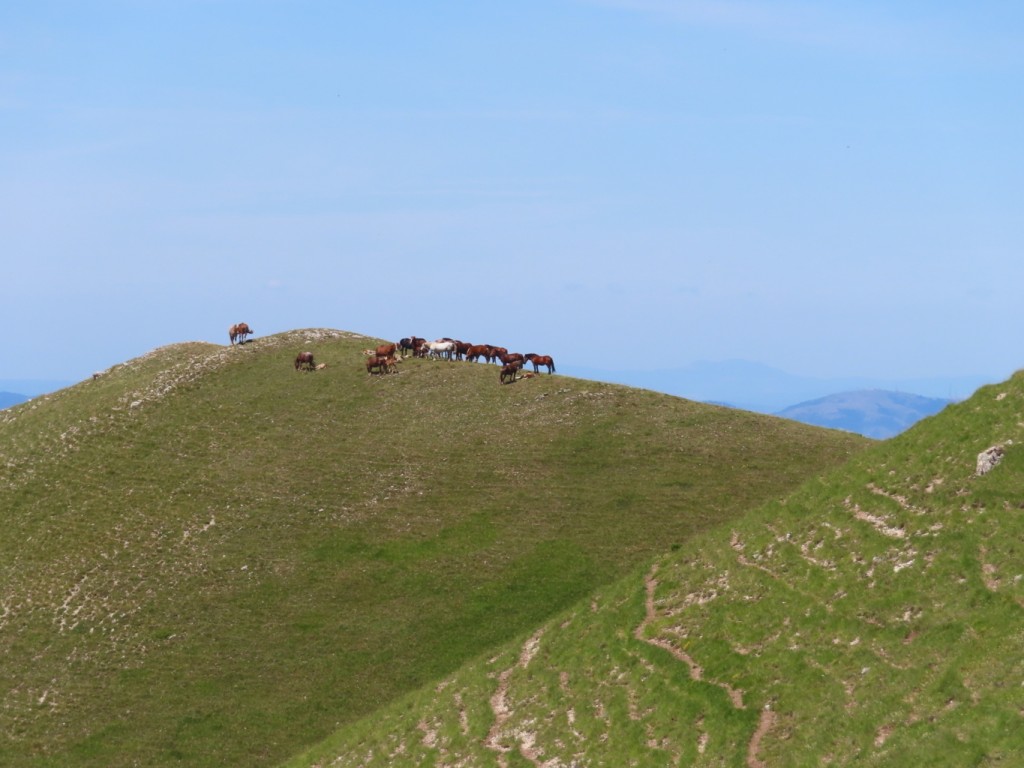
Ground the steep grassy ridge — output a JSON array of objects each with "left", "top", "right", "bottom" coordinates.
[
  {"left": 291, "top": 373, "right": 1024, "bottom": 766},
  {"left": 0, "top": 330, "right": 868, "bottom": 767}
]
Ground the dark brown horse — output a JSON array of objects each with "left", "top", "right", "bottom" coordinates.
[
  {"left": 295, "top": 351, "right": 316, "bottom": 371},
  {"left": 524, "top": 353, "right": 556, "bottom": 374},
  {"left": 399, "top": 337, "right": 424, "bottom": 358},
  {"left": 498, "top": 351, "right": 525, "bottom": 367},
  {"left": 229, "top": 323, "right": 253, "bottom": 345}
]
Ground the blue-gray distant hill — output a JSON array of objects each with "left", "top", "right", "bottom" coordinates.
[
  {"left": 0, "top": 379, "right": 72, "bottom": 397},
  {"left": 774, "top": 389, "right": 952, "bottom": 439},
  {"left": 0, "top": 392, "right": 30, "bottom": 410},
  {"left": 562, "top": 359, "right": 994, "bottom": 414}
]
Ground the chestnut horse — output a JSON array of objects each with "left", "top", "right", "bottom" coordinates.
[
  {"left": 366, "top": 355, "right": 389, "bottom": 375},
  {"left": 295, "top": 351, "right": 316, "bottom": 371},
  {"left": 375, "top": 342, "right": 398, "bottom": 358},
  {"left": 499, "top": 360, "right": 522, "bottom": 385},
  {"left": 465, "top": 344, "right": 491, "bottom": 363},
  {"left": 229, "top": 323, "right": 253, "bottom": 345},
  {"left": 524, "top": 353, "right": 556, "bottom": 374}
]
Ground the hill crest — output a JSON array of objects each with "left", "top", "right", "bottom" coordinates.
[{"left": 0, "top": 329, "right": 869, "bottom": 767}]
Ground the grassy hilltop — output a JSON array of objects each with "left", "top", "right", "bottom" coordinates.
[
  {"left": 291, "top": 369, "right": 1024, "bottom": 766},
  {"left": 0, "top": 329, "right": 868, "bottom": 767}
]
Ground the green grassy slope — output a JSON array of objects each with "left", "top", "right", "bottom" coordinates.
[
  {"left": 290, "top": 371, "right": 1024, "bottom": 767},
  {"left": 0, "top": 329, "right": 868, "bottom": 767}
]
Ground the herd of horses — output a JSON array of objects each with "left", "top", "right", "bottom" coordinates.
[
  {"left": 408, "top": 338, "right": 554, "bottom": 372},
  {"left": 229, "top": 324, "right": 555, "bottom": 384},
  {"left": 390, "top": 337, "right": 555, "bottom": 383},
  {"left": 359, "top": 338, "right": 556, "bottom": 383}
]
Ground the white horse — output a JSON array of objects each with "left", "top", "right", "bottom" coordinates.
[{"left": 423, "top": 340, "right": 456, "bottom": 360}]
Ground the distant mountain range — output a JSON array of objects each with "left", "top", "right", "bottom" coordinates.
[
  {"left": 0, "top": 379, "right": 73, "bottom": 397},
  {"left": 0, "top": 392, "right": 30, "bottom": 410},
  {"left": 558, "top": 359, "right": 998, "bottom": 438},
  {"left": 0, "top": 379, "right": 74, "bottom": 410},
  {"left": 562, "top": 359, "right": 994, "bottom": 413},
  {"left": 774, "top": 389, "right": 951, "bottom": 439}
]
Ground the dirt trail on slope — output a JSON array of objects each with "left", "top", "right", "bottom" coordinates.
[
  {"left": 635, "top": 564, "right": 745, "bottom": 708},
  {"left": 636, "top": 563, "right": 775, "bottom": 768},
  {"left": 485, "top": 629, "right": 547, "bottom": 767}
]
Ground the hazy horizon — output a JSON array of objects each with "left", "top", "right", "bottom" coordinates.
[{"left": 5, "top": 3, "right": 1022, "bottom": 384}]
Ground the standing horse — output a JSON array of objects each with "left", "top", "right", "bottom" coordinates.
[
  {"left": 465, "top": 344, "right": 491, "bottom": 363},
  {"left": 422, "top": 340, "right": 456, "bottom": 360},
  {"left": 524, "top": 353, "right": 556, "bottom": 374},
  {"left": 365, "top": 355, "right": 389, "bottom": 375},
  {"left": 295, "top": 351, "right": 316, "bottom": 371},
  {"left": 375, "top": 342, "right": 398, "bottom": 358},
  {"left": 399, "top": 337, "right": 424, "bottom": 358},
  {"left": 229, "top": 323, "right": 253, "bottom": 345},
  {"left": 452, "top": 341, "right": 471, "bottom": 361}
]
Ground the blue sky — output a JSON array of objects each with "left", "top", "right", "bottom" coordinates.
[{"left": 3, "top": 1, "right": 1023, "bottom": 384}]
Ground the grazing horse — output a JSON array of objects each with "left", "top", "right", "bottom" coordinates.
[
  {"left": 295, "top": 351, "right": 316, "bottom": 371},
  {"left": 498, "top": 351, "right": 525, "bottom": 367},
  {"left": 489, "top": 346, "right": 508, "bottom": 364},
  {"left": 524, "top": 353, "right": 556, "bottom": 374},
  {"left": 376, "top": 342, "right": 398, "bottom": 358},
  {"left": 499, "top": 360, "right": 522, "bottom": 385},
  {"left": 229, "top": 323, "right": 253, "bottom": 345}
]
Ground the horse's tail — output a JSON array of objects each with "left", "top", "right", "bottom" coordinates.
[{"left": 551, "top": 359, "right": 556, "bottom": 373}]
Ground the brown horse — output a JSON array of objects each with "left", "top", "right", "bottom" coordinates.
[
  {"left": 498, "top": 351, "right": 525, "bottom": 367},
  {"left": 499, "top": 360, "right": 522, "bottom": 385},
  {"left": 229, "top": 323, "right": 253, "bottom": 345},
  {"left": 524, "top": 353, "right": 556, "bottom": 374},
  {"left": 376, "top": 342, "right": 398, "bottom": 358},
  {"left": 465, "top": 344, "right": 491, "bottom": 362},
  {"left": 365, "top": 355, "right": 389, "bottom": 375},
  {"left": 295, "top": 351, "right": 315, "bottom": 371}
]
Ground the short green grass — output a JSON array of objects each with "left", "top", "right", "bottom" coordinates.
[
  {"left": 290, "top": 370, "right": 1024, "bottom": 766},
  {"left": 0, "top": 329, "right": 868, "bottom": 767}
]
